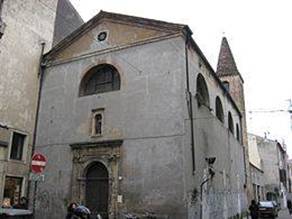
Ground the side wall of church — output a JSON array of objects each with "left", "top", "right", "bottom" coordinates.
[{"left": 182, "top": 45, "right": 247, "bottom": 219}]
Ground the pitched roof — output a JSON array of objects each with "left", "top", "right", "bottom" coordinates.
[
  {"left": 43, "top": 11, "right": 242, "bottom": 117},
  {"left": 216, "top": 37, "right": 242, "bottom": 78},
  {"left": 53, "top": 0, "right": 84, "bottom": 46},
  {"left": 46, "top": 10, "right": 190, "bottom": 59}
]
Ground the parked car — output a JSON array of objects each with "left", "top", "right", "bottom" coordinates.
[
  {"left": 0, "top": 208, "right": 33, "bottom": 219},
  {"left": 258, "top": 201, "right": 278, "bottom": 218}
]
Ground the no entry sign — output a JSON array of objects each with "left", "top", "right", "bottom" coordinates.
[{"left": 31, "top": 153, "right": 47, "bottom": 174}]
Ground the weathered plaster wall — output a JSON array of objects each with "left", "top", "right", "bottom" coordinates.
[
  {"left": 53, "top": 20, "right": 176, "bottom": 62},
  {"left": 182, "top": 46, "right": 247, "bottom": 219},
  {"left": 0, "top": 0, "right": 58, "bottom": 202},
  {"left": 256, "top": 136, "right": 279, "bottom": 187},
  {"left": 0, "top": 0, "right": 58, "bottom": 133},
  {"left": 250, "top": 163, "right": 264, "bottom": 201},
  {"left": 248, "top": 134, "right": 262, "bottom": 169},
  {"left": 219, "top": 73, "right": 251, "bottom": 204},
  {"left": 36, "top": 36, "right": 187, "bottom": 219},
  {"left": 254, "top": 134, "right": 288, "bottom": 207},
  {"left": 35, "top": 18, "right": 247, "bottom": 219}
]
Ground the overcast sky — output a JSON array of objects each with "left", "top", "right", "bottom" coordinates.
[{"left": 69, "top": 0, "right": 292, "bottom": 156}]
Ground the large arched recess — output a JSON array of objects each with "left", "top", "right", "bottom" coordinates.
[
  {"left": 215, "top": 96, "right": 224, "bottom": 123},
  {"left": 79, "top": 64, "right": 120, "bottom": 97},
  {"left": 196, "top": 73, "right": 210, "bottom": 107}
]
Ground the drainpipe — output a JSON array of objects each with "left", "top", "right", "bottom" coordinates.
[
  {"left": 200, "top": 177, "right": 209, "bottom": 219},
  {"left": 0, "top": 0, "right": 6, "bottom": 40},
  {"left": 27, "top": 42, "right": 46, "bottom": 206},
  {"left": 32, "top": 41, "right": 46, "bottom": 151},
  {"left": 240, "top": 117, "right": 247, "bottom": 187},
  {"left": 185, "top": 34, "right": 196, "bottom": 173}
]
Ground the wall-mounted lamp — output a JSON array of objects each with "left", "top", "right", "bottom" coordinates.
[{"left": 205, "top": 157, "right": 216, "bottom": 165}]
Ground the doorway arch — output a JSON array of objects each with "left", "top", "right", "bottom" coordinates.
[{"left": 85, "top": 161, "right": 109, "bottom": 218}]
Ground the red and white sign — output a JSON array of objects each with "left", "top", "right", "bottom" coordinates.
[{"left": 31, "top": 153, "right": 47, "bottom": 174}]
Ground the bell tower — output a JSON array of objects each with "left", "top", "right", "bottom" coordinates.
[{"left": 216, "top": 36, "right": 251, "bottom": 201}]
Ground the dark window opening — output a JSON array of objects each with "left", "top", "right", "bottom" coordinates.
[
  {"left": 80, "top": 64, "right": 120, "bottom": 96},
  {"left": 228, "top": 112, "right": 234, "bottom": 134},
  {"left": 196, "top": 74, "right": 210, "bottom": 107},
  {"left": 222, "top": 81, "right": 230, "bottom": 92},
  {"left": 94, "top": 114, "right": 102, "bottom": 135},
  {"left": 236, "top": 123, "right": 240, "bottom": 142},
  {"left": 0, "top": 0, "right": 5, "bottom": 39},
  {"left": 279, "top": 169, "right": 287, "bottom": 186},
  {"left": 97, "top": 31, "right": 107, "bottom": 42},
  {"left": 4, "top": 176, "right": 23, "bottom": 207},
  {"left": 10, "top": 132, "right": 25, "bottom": 160},
  {"left": 215, "top": 97, "right": 224, "bottom": 122}
]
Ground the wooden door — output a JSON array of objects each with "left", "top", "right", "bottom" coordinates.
[{"left": 86, "top": 162, "right": 109, "bottom": 218}]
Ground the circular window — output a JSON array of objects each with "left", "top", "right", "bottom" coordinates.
[{"left": 97, "top": 31, "right": 107, "bottom": 42}]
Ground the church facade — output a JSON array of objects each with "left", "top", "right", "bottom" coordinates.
[{"left": 34, "top": 11, "right": 249, "bottom": 219}]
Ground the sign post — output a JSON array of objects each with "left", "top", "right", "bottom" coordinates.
[
  {"left": 31, "top": 153, "right": 47, "bottom": 215},
  {"left": 31, "top": 153, "right": 47, "bottom": 174}
]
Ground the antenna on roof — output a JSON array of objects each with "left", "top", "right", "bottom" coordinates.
[
  {"left": 286, "top": 98, "right": 292, "bottom": 130},
  {"left": 264, "top": 131, "right": 270, "bottom": 142}
]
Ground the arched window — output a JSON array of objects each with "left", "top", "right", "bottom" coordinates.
[
  {"left": 228, "top": 112, "right": 234, "bottom": 134},
  {"left": 215, "top": 97, "right": 224, "bottom": 122},
  {"left": 236, "top": 123, "right": 240, "bottom": 142},
  {"left": 196, "top": 74, "right": 210, "bottom": 107},
  {"left": 79, "top": 64, "right": 120, "bottom": 96}
]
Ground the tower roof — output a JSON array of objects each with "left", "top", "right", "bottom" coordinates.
[
  {"left": 53, "top": 0, "right": 84, "bottom": 46},
  {"left": 216, "top": 37, "right": 240, "bottom": 77}
]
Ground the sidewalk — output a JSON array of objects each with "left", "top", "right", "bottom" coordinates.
[{"left": 277, "top": 208, "right": 291, "bottom": 219}]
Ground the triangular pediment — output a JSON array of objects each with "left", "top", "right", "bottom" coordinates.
[{"left": 46, "top": 11, "right": 188, "bottom": 62}]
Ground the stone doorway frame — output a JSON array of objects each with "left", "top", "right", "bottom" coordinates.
[{"left": 70, "top": 140, "right": 123, "bottom": 219}]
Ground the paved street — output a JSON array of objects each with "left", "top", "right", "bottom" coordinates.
[{"left": 277, "top": 208, "right": 291, "bottom": 219}]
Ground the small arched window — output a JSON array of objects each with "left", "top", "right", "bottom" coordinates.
[
  {"left": 79, "top": 64, "right": 120, "bottom": 96},
  {"left": 222, "top": 81, "right": 230, "bottom": 92},
  {"left": 236, "top": 123, "right": 240, "bottom": 142},
  {"left": 228, "top": 112, "right": 234, "bottom": 134},
  {"left": 215, "top": 97, "right": 224, "bottom": 123},
  {"left": 196, "top": 74, "right": 210, "bottom": 107}
]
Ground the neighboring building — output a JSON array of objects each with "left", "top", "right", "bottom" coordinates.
[
  {"left": 248, "top": 135, "right": 265, "bottom": 202},
  {"left": 287, "top": 159, "right": 292, "bottom": 194},
  {"left": 249, "top": 163, "right": 264, "bottom": 202},
  {"left": 0, "top": 0, "right": 82, "bottom": 208},
  {"left": 34, "top": 11, "right": 248, "bottom": 219},
  {"left": 248, "top": 133, "right": 288, "bottom": 207},
  {"left": 287, "top": 159, "right": 292, "bottom": 203}
]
